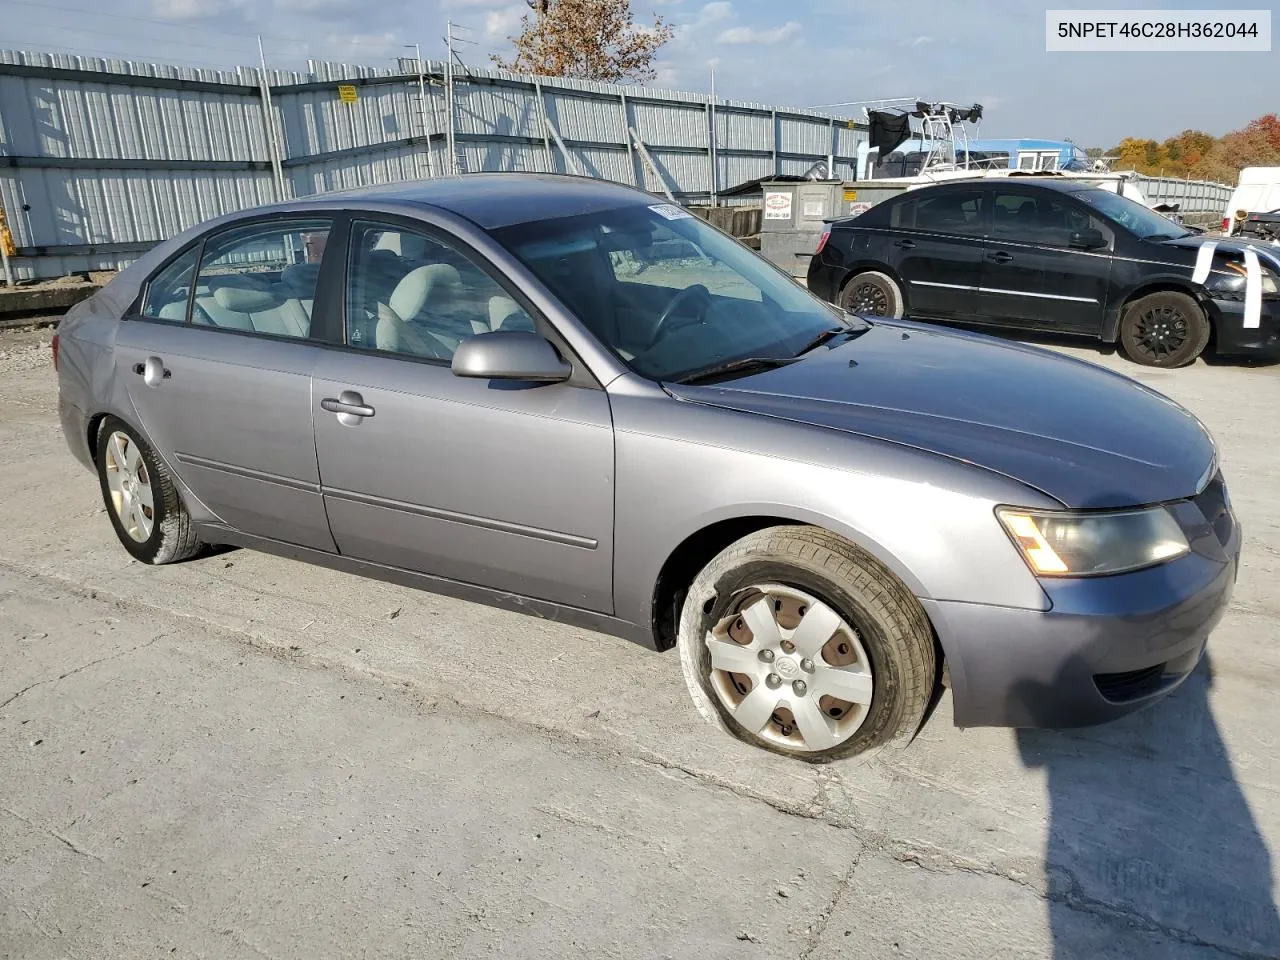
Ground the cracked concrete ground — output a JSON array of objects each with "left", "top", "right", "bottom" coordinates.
[{"left": 1, "top": 326, "right": 1278, "bottom": 959}]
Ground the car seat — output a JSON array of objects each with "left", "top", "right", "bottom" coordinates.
[
  {"left": 373, "top": 266, "right": 458, "bottom": 358},
  {"left": 198, "top": 274, "right": 309, "bottom": 337}
]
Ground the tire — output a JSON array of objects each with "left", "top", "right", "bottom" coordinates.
[
  {"left": 95, "top": 416, "right": 204, "bottom": 565},
  {"left": 839, "top": 270, "right": 904, "bottom": 319},
  {"left": 676, "top": 525, "right": 936, "bottom": 763},
  {"left": 1118, "top": 291, "right": 1210, "bottom": 368}
]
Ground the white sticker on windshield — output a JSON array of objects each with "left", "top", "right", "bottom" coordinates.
[{"left": 649, "top": 203, "right": 692, "bottom": 220}]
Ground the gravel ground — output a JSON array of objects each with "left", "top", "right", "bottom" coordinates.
[{"left": 1, "top": 324, "right": 1277, "bottom": 960}]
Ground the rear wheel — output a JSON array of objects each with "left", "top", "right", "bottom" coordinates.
[
  {"left": 839, "top": 270, "right": 904, "bottom": 318},
  {"left": 1118, "top": 291, "right": 1210, "bottom": 368},
  {"left": 96, "top": 417, "right": 204, "bottom": 564},
  {"left": 676, "top": 526, "right": 936, "bottom": 763}
]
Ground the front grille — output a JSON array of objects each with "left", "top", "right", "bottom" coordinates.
[
  {"left": 1193, "top": 471, "right": 1234, "bottom": 546},
  {"left": 1094, "top": 665, "right": 1166, "bottom": 702}
]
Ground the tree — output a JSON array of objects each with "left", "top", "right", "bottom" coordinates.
[
  {"left": 491, "top": 0, "right": 674, "bottom": 84},
  {"left": 1103, "top": 115, "right": 1280, "bottom": 184}
]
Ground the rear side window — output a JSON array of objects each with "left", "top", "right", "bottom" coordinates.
[
  {"left": 893, "top": 191, "right": 986, "bottom": 236},
  {"left": 140, "top": 245, "right": 201, "bottom": 323},
  {"left": 192, "top": 219, "right": 331, "bottom": 338}
]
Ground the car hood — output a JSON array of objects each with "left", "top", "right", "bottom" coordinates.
[
  {"left": 1157, "top": 234, "right": 1280, "bottom": 268},
  {"left": 664, "top": 321, "right": 1215, "bottom": 509}
]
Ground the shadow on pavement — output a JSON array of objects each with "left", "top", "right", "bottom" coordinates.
[{"left": 1016, "top": 653, "right": 1280, "bottom": 957}]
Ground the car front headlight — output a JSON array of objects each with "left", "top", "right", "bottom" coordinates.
[
  {"left": 1214, "top": 261, "right": 1280, "bottom": 296},
  {"left": 996, "top": 506, "right": 1190, "bottom": 577}
]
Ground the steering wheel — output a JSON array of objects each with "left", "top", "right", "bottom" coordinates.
[{"left": 649, "top": 284, "right": 712, "bottom": 346}]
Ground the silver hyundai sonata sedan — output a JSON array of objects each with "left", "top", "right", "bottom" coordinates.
[{"left": 54, "top": 174, "right": 1240, "bottom": 761}]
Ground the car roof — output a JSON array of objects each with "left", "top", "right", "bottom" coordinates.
[
  {"left": 287, "top": 173, "right": 653, "bottom": 230},
  {"left": 913, "top": 177, "right": 1096, "bottom": 196}
]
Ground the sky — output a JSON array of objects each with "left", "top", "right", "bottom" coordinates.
[{"left": 2, "top": 0, "right": 1275, "bottom": 147}]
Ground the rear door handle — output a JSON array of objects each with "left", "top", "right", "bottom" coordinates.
[
  {"left": 893, "top": 238, "right": 916, "bottom": 249},
  {"left": 132, "top": 356, "right": 170, "bottom": 385},
  {"left": 987, "top": 251, "right": 1015, "bottom": 263},
  {"left": 321, "top": 390, "right": 375, "bottom": 421}
]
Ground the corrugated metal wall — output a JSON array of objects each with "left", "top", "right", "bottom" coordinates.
[
  {"left": 1135, "top": 175, "right": 1234, "bottom": 214},
  {"left": 0, "top": 49, "right": 868, "bottom": 279}
]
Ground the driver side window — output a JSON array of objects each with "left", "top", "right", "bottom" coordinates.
[{"left": 345, "top": 221, "right": 536, "bottom": 360}]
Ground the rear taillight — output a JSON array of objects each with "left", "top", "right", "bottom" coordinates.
[
  {"left": 1222, "top": 217, "right": 1231, "bottom": 234},
  {"left": 51, "top": 333, "right": 59, "bottom": 371},
  {"left": 814, "top": 227, "right": 831, "bottom": 255}
]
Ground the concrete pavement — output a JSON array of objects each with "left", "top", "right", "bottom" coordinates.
[{"left": 1, "top": 327, "right": 1277, "bottom": 959}]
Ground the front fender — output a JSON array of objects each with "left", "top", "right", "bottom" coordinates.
[{"left": 609, "top": 391, "right": 1056, "bottom": 634}]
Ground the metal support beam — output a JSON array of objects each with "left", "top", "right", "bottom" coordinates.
[
  {"left": 771, "top": 108, "right": 778, "bottom": 176},
  {"left": 445, "top": 22, "right": 458, "bottom": 175},
  {"left": 707, "top": 68, "right": 718, "bottom": 205},
  {"left": 628, "top": 127, "right": 675, "bottom": 202},
  {"left": 533, "top": 78, "right": 554, "bottom": 172},
  {"left": 619, "top": 91, "right": 640, "bottom": 187},
  {"left": 256, "top": 37, "right": 287, "bottom": 201},
  {"left": 543, "top": 111, "right": 585, "bottom": 176},
  {"left": 411, "top": 45, "right": 437, "bottom": 178},
  {"left": 827, "top": 117, "right": 835, "bottom": 177}
]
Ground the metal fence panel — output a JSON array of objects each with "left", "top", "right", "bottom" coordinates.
[
  {"left": 1, "top": 49, "right": 880, "bottom": 278},
  {"left": 632, "top": 100, "right": 706, "bottom": 148},
  {"left": 289, "top": 144, "right": 427, "bottom": 196},
  {"left": 453, "top": 83, "right": 541, "bottom": 140},
  {"left": 717, "top": 109, "right": 772, "bottom": 151},
  {"left": 545, "top": 91, "right": 627, "bottom": 144},
  {"left": 778, "top": 116, "right": 832, "bottom": 156},
  {"left": 571, "top": 145, "right": 634, "bottom": 184},
  {"left": 277, "top": 85, "right": 415, "bottom": 159},
  {"left": 1136, "top": 175, "right": 1233, "bottom": 213}
]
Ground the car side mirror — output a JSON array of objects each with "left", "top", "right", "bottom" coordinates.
[
  {"left": 451, "top": 330, "right": 572, "bottom": 383},
  {"left": 1069, "top": 227, "right": 1107, "bottom": 250}
]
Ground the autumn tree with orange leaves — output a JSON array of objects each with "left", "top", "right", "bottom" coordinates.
[
  {"left": 491, "top": 0, "right": 674, "bottom": 84},
  {"left": 1105, "top": 114, "right": 1280, "bottom": 183}
]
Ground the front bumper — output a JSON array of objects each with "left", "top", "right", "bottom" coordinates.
[
  {"left": 924, "top": 485, "right": 1240, "bottom": 729},
  {"left": 1207, "top": 295, "right": 1280, "bottom": 358}
]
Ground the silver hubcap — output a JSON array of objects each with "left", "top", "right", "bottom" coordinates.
[
  {"left": 704, "top": 584, "right": 874, "bottom": 753},
  {"left": 104, "top": 431, "right": 155, "bottom": 543}
]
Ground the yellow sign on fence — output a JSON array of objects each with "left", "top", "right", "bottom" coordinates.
[
  {"left": 337, "top": 84, "right": 358, "bottom": 104},
  {"left": 843, "top": 189, "right": 858, "bottom": 202}
]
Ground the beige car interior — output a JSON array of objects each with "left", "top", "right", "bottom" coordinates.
[{"left": 354, "top": 228, "right": 537, "bottom": 358}]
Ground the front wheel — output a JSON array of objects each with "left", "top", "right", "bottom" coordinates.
[
  {"left": 839, "top": 270, "right": 904, "bottom": 318},
  {"left": 1118, "top": 291, "right": 1210, "bottom": 368},
  {"left": 96, "top": 416, "right": 204, "bottom": 564},
  {"left": 677, "top": 526, "right": 936, "bottom": 762}
]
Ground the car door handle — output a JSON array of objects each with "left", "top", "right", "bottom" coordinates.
[
  {"left": 321, "top": 391, "right": 375, "bottom": 419},
  {"left": 987, "top": 251, "right": 1015, "bottom": 263},
  {"left": 132, "top": 356, "right": 170, "bottom": 385},
  {"left": 893, "top": 239, "right": 916, "bottom": 249}
]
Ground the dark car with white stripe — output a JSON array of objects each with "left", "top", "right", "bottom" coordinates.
[{"left": 807, "top": 179, "right": 1280, "bottom": 367}]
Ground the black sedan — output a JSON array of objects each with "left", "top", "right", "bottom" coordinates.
[{"left": 807, "top": 178, "right": 1280, "bottom": 367}]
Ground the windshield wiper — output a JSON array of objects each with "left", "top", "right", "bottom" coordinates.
[
  {"left": 793, "top": 323, "right": 867, "bottom": 357},
  {"left": 674, "top": 355, "right": 799, "bottom": 385}
]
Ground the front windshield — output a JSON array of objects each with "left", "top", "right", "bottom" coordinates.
[
  {"left": 1076, "top": 188, "right": 1193, "bottom": 240},
  {"left": 490, "top": 202, "right": 852, "bottom": 382}
]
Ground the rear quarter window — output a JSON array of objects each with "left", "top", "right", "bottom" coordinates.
[{"left": 140, "top": 245, "right": 201, "bottom": 323}]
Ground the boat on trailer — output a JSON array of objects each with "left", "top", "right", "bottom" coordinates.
[{"left": 857, "top": 100, "right": 1154, "bottom": 207}]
